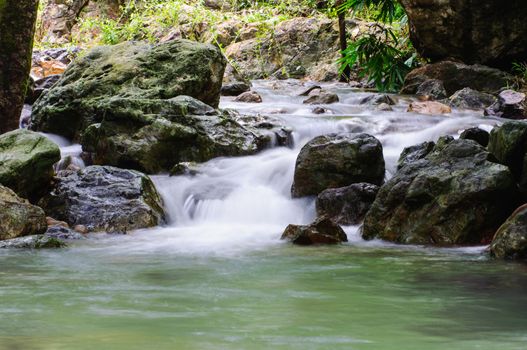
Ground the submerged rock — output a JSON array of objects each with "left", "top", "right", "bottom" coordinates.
[
  {"left": 30, "top": 39, "right": 226, "bottom": 140},
  {"left": 401, "top": 61, "right": 513, "bottom": 96},
  {"left": 39, "top": 166, "right": 166, "bottom": 233},
  {"left": 0, "top": 185, "right": 47, "bottom": 241},
  {"left": 363, "top": 138, "right": 518, "bottom": 245},
  {"left": 281, "top": 217, "right": 348, "bottom": 245},
  {"left": 0, "top": 235, "right": 66, "bottom": 249},
  {"left": 316, "top": 183, "right": 379, "bottom": 225},
  {"left": 0, "top": 129, "right": 61, "bottom": 200},
  {"left": 292, "top": 133, "right": 385, "bottom": 197},
  {"left": 490, "top": 204, "right": 527, "bottom": 260}
]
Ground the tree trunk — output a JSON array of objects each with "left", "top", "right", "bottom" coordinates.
[
  {"left": 336, "top": 0, "right": 350, "bottom": 82},
  {"left": 0, "top": 0, "right": 40, "bottom": 134}
]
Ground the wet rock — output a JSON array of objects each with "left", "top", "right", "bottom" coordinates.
[
  {"left": 0, "top": 235, "right": 66, "bottom": 249},
  {"left": 303, "top": 90, "right": 339, "bottom": 105},
  {"left": 169, "top": 163, "right": 200, "bottom": 177},
  {"left": 487, "top": 121, "right": 527, "bottom": 191},
  {"left": 490, "top": 204, "right": 527, "bottom": 260},
  {"left": 221, "top": 81, "right": 251, "bottom": 96},
  {"left": 281, "top": 217, "right": 348, "bottom": 245},
  {"left": 39, "top": 166, "right": 166, "bottom": 233},
  {"left": 316, "top": 183, "right": 379, "bottom": 225},
  {"left": 485, "top": 90, "right": 527, "bottom": 120},
  {"left": 397, "top": 141, "right": 435, "bottom": 170},
  {"left": 360, "top": 94, "right": 396, "bottom": 106},
  {"left": 363, "top": 138, "right": 519, "bottom": 245},
  {"left": 377, "top": 103, "right": 393, "bottom": 112},
  {"left": 30, "top": 39, "right": 226, "bottom": 140},
  {"left": 460, "top": 127, "right": 490, "bottom": 147},
  {"left": 399, "top": 0, "right": 527, "bottom": 68},
  {"left": 45, "top": 225, "right": 84, "bottom": 240},
  {"left": 415, "top": 79, "right": 447, "bottom": 100},
  {"left": 46, "top": 217, "right": 69, "bottom": 228},
  {"left": 312, "top": 107, "right": 327, "bottom": 114},
  {"left": 0, "top": 185, "right": 47, "bottom": 241},
  {"left": 0, "top": 129, "right": 61, "bottom": 200},
  {"left": 408, "top": 101, "right": 451, "bottom": 115},
  {"left": 234, "top": 91, "right": 263, "bottom": 103},
  {"left": 401, "top": 61, "right": 513, "bottom": 96},
  {"left": 448, "top": 88, "right": 496, "bottom": 110},
  {"left": 292, "top": 133, "right": 385, "bottom": 197},
  {"left": 298, "top": 85, "right": 322, "bottom": 96}
]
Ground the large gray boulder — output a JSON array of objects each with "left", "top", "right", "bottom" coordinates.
[
  {"left": 291, "top": 133, "right": 385, "bottom": 198},
  {"left": 362, "top": 138, "right": 519, "bottom": 246},
  {"left": 0, "top": 129, "right": 60, "bottom": 200},
  {"left": 399, "top": 0, "right": 527, "bottom": 68},
  {"left": 39, "top": 166, "right": 166, "bottom": 233},
  {"left": 0, "top": 185, "right": 47, "bottom": 241}
]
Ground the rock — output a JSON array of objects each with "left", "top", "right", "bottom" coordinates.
[
  {"left": 485, "top": 90, "right": 527, "bottom": 120},
  {"left": 0, "top": 129, "right": 61, "bottom": 200},
  {"left": 298, "top": 85, "right": 322, "bottom": 96},
  {"left": 415, "top": 79, "right": 447, "bottom": 100},
  {"left": 487, "top": 121, "right": 527, "bottom": 191},
  {"left": 203, "top": 0, "right": 231, "bottom": 10},
  {"left": 397, "top": 141, "right": 435, "bottom": 170},
  {"left": 360, "top": 94, "right": 396, "bottom": 106},
  {"left": 490, "top": 204, "right": 527, "bottom": 260},
  {"left": 312, "top": 107, "right": 327, "bottom": 114},
  {"left": 377, "top": 103, "right": 393, "bottom": 112},
  {"left": 447, "top": 88, "right": 496, "bottom": 110},
  {"left": 30, "top": 39, "right": 226, "bottom": 140},
  {"left": 73, "top": 225, "right": 88, "bottom": 234},
  {"left": 407, "top": 101, "right": 451, "bottom": 115},
  {"left": 45, "top": 225, "right": 84, "bottom": 240},
  {"left": 401, "top": 61, "right": 513, "bottom": 96},
  {"left": 303, "top": 90, "right": 339, "bottom": 105},
  {"left": 362, "top": 138, "right": 519, "bottom": 245},
  {"left": 224, "top": 17, "right": 340, "bottom": 80},
  {"left": 316, "top": 183, "right": 379, "bottom": 225},
  {"left": 399, "top": 0, "right": 527, "bottom": 68},
  {"left": 38, "top": 0, "right": 90, "bottom": 44},
  {"left": 39, "top": 166, "right": 166, "bottom": 233},
  {"left": 460, "top": 127, "right": 490, "bottom": 147},
  {"left": 169, "top": 163, "right": 199, "bottom": 176},
  {"left": 234, "top": 91, "right": 263, "bottom": 103},
  {"left": 0, "top": 235, "right": 66, "bottom": 249},
  {"left": 221, "top": 81, "right": 251, "bottom": 96},
  {"left": 291, "top": 133, "right": 385, "bottom": 197},
  {"left": 25, "top": 74, "right": 62, "bottom": 104},
  {"left": 281, "top": 217, "right": 348, "bottom": 245},
  {"left": 0, "top": 185, "right": 47, "bottom": 241},
  {"left": 46, "top": 217, "right": 69, "bottom": 228}
]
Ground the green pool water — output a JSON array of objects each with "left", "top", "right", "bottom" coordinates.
[{"left": 1, "top": 239, "right": 526, "bottom": 350}]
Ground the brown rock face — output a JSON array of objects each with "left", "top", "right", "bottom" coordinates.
[{"left": 400, "top": 0, "right": 527, "bottom": 68}]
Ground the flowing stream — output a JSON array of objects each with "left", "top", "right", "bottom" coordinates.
[{"left": 2, "top": 80, "right": 527, "bottom": 349}]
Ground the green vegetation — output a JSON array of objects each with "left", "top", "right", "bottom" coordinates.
[{"left": 338, "top": 0, "right": 419, "bottom": 92}]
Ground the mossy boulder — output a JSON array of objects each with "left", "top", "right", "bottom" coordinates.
[
  {"left": 30, "top": 39, "right": 226, "bottom": 140},
  {"left": 490, "top": 204, "right": 527, "bottom": 260},
  {"left": 291, "top": 133, "right": 385, "bottom": 198},
  {"left": 0, "top": 185, "right": 47, "bottom": 241},
  {"left": 487, "top": 121, "right": 527, "bottom": 192},
  {"left": 362, "top": 138, "right": 519, "bottom": 246},
  {"left": 281, "top": 217, "right": 348, "bottom": 245},
  {"left": 39, "top": 166, "right": 166, "bottom": 233},
  {"left": 0, "top": 129, "right": 60, "bottom": 200}
]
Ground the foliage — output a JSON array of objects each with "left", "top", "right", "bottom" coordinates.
[{"left": 338, "top": 0, "right": 419, "bottom": 92}]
